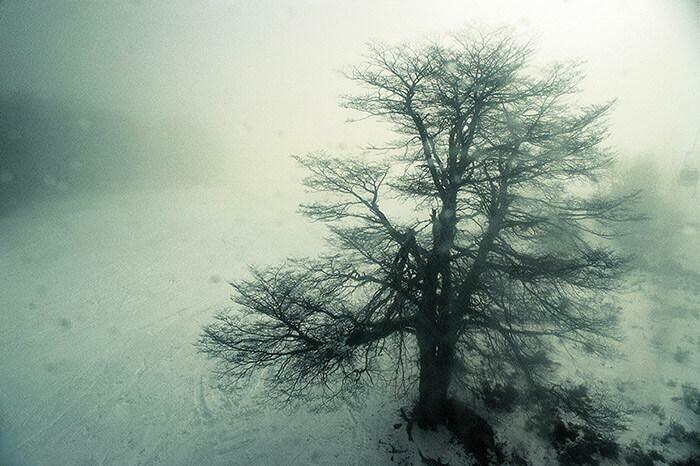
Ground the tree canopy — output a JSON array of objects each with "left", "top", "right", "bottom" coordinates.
[{"left": 200, "top": 30, "right": 638, "bottom": 452}]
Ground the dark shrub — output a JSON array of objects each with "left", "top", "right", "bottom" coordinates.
[
  {"left": 480, "top": 382, "right": 520, "bottom": 413},
  {"left": 444, "top": 399, "right": 503, "bottom": 466}
]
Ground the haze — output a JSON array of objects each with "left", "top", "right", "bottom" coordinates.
[
  {"left": 1, "top": 1, "right": 699, "bottom": 465},
  {"left": 1, "top": 0, "right": 698, "bottom": 195}
]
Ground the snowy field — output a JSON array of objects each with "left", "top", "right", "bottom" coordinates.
[{"left": 1, "top": 186, "right": 699, "bottom": 465}]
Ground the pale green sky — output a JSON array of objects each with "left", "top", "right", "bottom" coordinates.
[{"left": 1, "top": 0, "right": 698, "bottom": 183}]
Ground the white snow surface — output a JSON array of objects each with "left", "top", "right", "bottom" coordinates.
[
  {"left": 1, "top": 187, "right": 699, "bottom": 465},
  {"left": 0, "top": 188, "right": 457, "bottom": 466}
]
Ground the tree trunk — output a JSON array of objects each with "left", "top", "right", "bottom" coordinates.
[
  {"left": 415, "top": 326, "right": 501, "bottom": 465},
  {"left": 415, "top": 195, "right": 459, "bottom": 428},
  {"left": 415, "top": 331, "right": 455, "bottom": 428}
]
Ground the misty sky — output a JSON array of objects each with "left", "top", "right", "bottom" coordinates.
[{"left": 1, "top": 0, "right": 699, "bottom": 185}]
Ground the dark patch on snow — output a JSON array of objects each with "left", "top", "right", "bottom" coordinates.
[{"left": 58, "top": 317, "right": 72, "bottom": 329}]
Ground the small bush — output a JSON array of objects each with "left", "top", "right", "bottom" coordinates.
[
  {"left": 673, "top": 349, "right": 690, "bottom": 364},
  {"left": 624, "top": 441, "right": 665, "bottom": 466},
  {"left": 670, "top": 455, "right": 700, "bottom": 466},
  {"left": 647, "top": 403, "right": 666, "bottom": 420},
  {"left": 549, "top": 418, "right": 620, "bottom": 465},
  {"left": 524, "top": 384, "right": 623, "bottom": 465},
  {"left": 480, "top": 382, "right": 520, "bottom": 413},
  {"left": 657, "top": 420, "right": 700, "bottom": 450},
  {"left": 681, "top": 385, "right": 700, "bottom": 415},
  {"left": 444, "top": 399, "right": 504, "bottom": 466}
]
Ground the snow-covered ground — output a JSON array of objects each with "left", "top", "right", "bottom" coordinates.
[
  {"left": 0, "top": 187, "right": 376, "bottom": 465},
  {"left": 1, "top": 186, "right": 699, "bottom": 465}
]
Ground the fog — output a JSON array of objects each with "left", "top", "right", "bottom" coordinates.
[
  {"left": 1, "top": 0, "right": 698, "bottom": 208},
  {"left": 1, "top": 1, "right": 699, "bottom": 465}
]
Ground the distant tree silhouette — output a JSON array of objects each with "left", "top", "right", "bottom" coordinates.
[{"left": 0, "top": 94, "right": 222, "bottom": 212}]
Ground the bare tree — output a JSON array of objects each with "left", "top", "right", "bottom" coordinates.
[{"left": 200, "top": 30, "right": 637, "bottom": 442}]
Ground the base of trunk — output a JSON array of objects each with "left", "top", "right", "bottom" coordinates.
[
  {"left": 413, "top": 398, "right": 503, "bottom": 466},
  {"left": 415, "top": 395, "right": 448, "bottom": 429}
]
